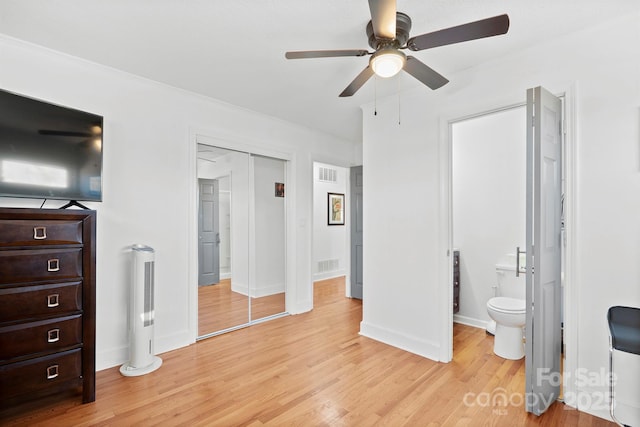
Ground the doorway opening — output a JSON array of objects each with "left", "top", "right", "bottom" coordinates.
[
  {"left": 311, "top": 161, "right": 352, "bottom": 299},
  {"left": 450, "top": 105, "right": 528, "bottom": 334},
  {"left": 445, "top": 91, "right": 574, "bottom": 410}
]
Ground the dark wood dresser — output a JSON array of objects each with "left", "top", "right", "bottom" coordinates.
[{"left": 0, "top": 208, "right": 96, "bottom": 406}]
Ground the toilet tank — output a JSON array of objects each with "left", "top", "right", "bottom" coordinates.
[{"left": 495, "top": 254, "right": 526, "bottom": 299}]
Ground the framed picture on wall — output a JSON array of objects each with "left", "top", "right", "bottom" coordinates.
[
  {"left": 328, "top": 192, "right": 345, "bottom": 226},
  {"left": 275, "top": 182, "right": 285, "bottom": 197}
]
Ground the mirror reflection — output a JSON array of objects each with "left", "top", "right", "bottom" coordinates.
[
  {"left": 196, "top": 145, "right": 286, "bottom": 338},
  {"left": 250, "top": 155, "right": 286, "bottom": 321}
]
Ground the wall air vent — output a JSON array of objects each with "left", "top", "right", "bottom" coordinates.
[
  {"left": 317, "top": 259, "right": 340, "bottom": 273},
  {"left": 318, "top": 167, "right": 337, "bottom": 183}
]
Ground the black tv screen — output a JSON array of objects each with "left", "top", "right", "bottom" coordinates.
[{"left": 0, "top": 89, "right": 103, "bottom": 202}]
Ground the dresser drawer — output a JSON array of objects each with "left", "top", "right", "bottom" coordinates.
[
  {"left": 0, "top": 219, "right": 83, "bottom": 246},
  {"left": 0, "top": 248, "right": 82, "bottom": 284},
  {"left": 0, "top": 348, "right": 82, "bottom": 400},
  {"left": 0, "top": 314, "right": 82, "bottom": 361},
  {"left": 0, "top": 281, "right": 82, "bottom": 323}
]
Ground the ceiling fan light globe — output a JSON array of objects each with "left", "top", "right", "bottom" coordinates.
[{"left": 371, "top": 50, "right": 406, "bottom": 78}]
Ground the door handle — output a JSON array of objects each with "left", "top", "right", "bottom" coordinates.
[
  {"left": 216, "top": 233, "right": 221, "bottom": 245},
  {"left": 516, "top": 246, "right": 525, "bottom": 277}
]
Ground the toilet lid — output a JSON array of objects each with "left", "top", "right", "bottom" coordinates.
[{"left": 488, "top": 297, "right": 525, "bottom": 313}]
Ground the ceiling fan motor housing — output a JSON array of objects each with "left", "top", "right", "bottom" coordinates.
[{"left": 367, "top": 12, "right": 412, "bottom": 49}]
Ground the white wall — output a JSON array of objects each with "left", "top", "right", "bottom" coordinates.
[
  {"left": 312, "top": 162, "right": 349, "bottom": 282},
  {"left": 452, "top": 107, "right": 526, "bottom": 327},
  {"left": 0, "top": 34, "right": 360, "bottom": 371},
  {"left": 362, "top": 12, "right": 640, "bottom": 423}
]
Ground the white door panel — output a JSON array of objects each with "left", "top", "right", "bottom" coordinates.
[{"left": 525, "top": 86, "right": 563, "bottom": 415}]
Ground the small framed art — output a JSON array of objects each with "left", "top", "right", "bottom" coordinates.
[
  {"left": 328, "top": 192, "right": 345, "bottom": 226},
  {"left": 275, "top": 182, "right": 285, "bottom": 197}
]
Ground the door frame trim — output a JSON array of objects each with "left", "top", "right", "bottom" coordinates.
[{"left": 437, "top": 84, "right": 578, "bottom": 406}]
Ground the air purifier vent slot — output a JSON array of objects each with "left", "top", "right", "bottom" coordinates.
[{"left": 144, "top": 261, "right": 154, "bottom": 327}]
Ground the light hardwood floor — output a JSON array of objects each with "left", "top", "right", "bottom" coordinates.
[
  {"left": 198, "top": 279, "right": 286, "bottom": 335},
  {"left": 2, "top": 277, "right": 613, "bottom": 426}
]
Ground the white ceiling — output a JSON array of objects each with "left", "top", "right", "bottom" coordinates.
[{"left": 0, "top": 1, "right": 637, "bottom": 142}]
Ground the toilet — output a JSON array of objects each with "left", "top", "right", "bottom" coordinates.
[{"left": 487, "top": 255, "right": 526, "bottom": 360}]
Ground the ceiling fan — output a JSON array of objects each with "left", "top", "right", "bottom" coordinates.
[{"left": 285, "top": 0, "right": 509, "bottom": 97}]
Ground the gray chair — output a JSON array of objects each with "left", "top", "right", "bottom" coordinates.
[{"left": 607, "top": 306, "right": 640, "bottom": 426}]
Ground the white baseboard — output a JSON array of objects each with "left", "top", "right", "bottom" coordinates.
[
  {"left": 97, "top": 345, "right": 128, "bottom": 371},
  {"left": 231, "top": 282, "right": 285, "bottom": 298},
  {"left": 97, "top": 329, "right": 192, "bottom": 372},
  {"left": 231, "top": 281, "right": 248, "bottom": 296},
  {"left": 313, "top": 270, "right": 346, "bottom": 283},
  {"left": 250, "top": 283, "right": 285, "bottom": 298},
  {"left": 453, "top": 314, "right": 488, "bottom": 330},
  {"left": 288, "top": 299, "right": 312, "bottom": 315},
  {"left": 359, "top": 321, "right": 440, "bottom": 362}
]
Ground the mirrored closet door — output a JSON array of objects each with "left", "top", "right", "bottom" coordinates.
[
  {"left": 250, "top": 155, "right": 286, "bottom": 321},
  {"left": 196, "top": 145, "right": 286, "bottom": 338}
]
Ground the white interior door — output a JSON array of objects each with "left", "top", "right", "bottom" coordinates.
[{"left": 525, "top": 86, "right": 563, "bottom": 415}]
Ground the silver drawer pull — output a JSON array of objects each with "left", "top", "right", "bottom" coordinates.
[
  {"left": 47, "top": 258, "right": 60, "bottom": 272},
  {"left": 47, "top": 328, "right": 60, "bottom": 343},
  {"left": 33, "top": 226, "right": 47, "bottom": 240},
  {"left": 46, "top": 365, "right": 59, "bottom": 380},
  {"left": 47, "top": 293, "right": 60, "bottom": 307}
]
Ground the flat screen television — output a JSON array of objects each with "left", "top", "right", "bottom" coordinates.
[{"left": 0, "top": 88, "right": 103, "bottom": 204}]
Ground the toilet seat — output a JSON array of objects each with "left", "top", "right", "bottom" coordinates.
[{"left": 487, "top": 297, "right": 525, "bottom": 314}]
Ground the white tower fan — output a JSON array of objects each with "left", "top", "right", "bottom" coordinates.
[{"left": 120, "top": 244, "right": 162, "bottom": 376}]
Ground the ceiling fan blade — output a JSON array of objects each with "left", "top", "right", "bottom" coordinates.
[
  {"left": 368, "top": 0, "right": 397, "bottom": 40},
  {"left": 407, "top": 14, "right": 510, "bottom": 51},
  {"left": 339, "top": 66, "right": 375, "bottom": 97},
  {"left": 285, "top": 50, "right": 369, "bottom": 59},
  {"left": 403, "top": 56, "right": 449, "bottom": 90}
]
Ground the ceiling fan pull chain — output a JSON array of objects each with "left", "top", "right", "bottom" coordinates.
[
  {"left": 397, "top": 78, "right": 401, "bottom": 125},
  {"left": 374, "top": 75, "right": 378, "bottom": 116}
]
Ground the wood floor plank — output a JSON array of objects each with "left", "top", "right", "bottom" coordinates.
[{"left": 1, "top": 276, "right": 614, "bottom": 426}]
